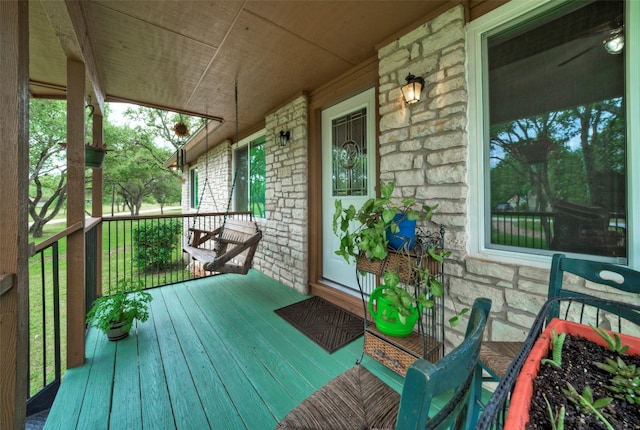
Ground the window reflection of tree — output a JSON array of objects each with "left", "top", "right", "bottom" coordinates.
[{"left": 489, "top": 99, "right": 625, "bottom": 257}]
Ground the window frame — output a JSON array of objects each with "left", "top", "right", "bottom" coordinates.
[
  {"left": 466, "top": 0, "right": 639, "bottom": 269},
  {"left": 232, "top": 129, "right": 266, "bottom": 219}
]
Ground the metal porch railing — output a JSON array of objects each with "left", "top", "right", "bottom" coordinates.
[{"left": 26, "top": 211, "right": 252, "bottom": 417}]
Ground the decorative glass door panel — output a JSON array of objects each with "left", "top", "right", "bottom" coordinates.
[{"left": 332, "top": 108, "right": 367, "bottom": 197}]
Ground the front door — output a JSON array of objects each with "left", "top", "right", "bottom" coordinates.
[{"left": 321, "top": 88, "right": 376, "bottom": 291}]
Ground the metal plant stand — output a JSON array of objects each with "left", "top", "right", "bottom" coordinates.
[{"left": 356, "top": 226, "right": 446, "bottom": 376}]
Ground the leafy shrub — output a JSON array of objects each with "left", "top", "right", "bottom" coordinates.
[{"left": 133, "top": 220, "right": 182, "bottom": 270}]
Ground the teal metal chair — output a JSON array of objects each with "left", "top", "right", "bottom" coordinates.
[
  {"left": 276, "top": 297, "right": 492, "bottom": 430},
  {"left": 546, "top": 253, "right": 640, "bottom": 325},
  {"left": 397, "top": 297, "right": 491, "bottom": 430},
  {"left": 478, "top": 253, "right": 640, "bottom": 383}
]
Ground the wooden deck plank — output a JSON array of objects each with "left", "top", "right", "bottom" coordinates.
[
  {"left": 189, "top": 275, "right": 401, "bottom": 423},
  {"left": 149, "top": 292, "right": 212, "bottom": 429},
  {"left": 212, "top": 274, "right": 405, "bottom": 396},
  {"left": 196, "top": 276, "right": 351, "bottom": 386},
  {"left": 182, "top": 281, "right": 308, "bottom": 420},
  {"left": 75, "top": 330, "right": 116, "bottom": 430},
  {"left": 44, "top": 271, "right": 411, "bottom": 429},
  {"left": 170, "top": 282, "right": 282, "bottom": 428},
  {"left": 158, "top": 287, "right": 247, "bottom": 429},
  {"left": 43, "top": 326, "right": 100, "bottom": 429},
  {"left": 223, "top": 275, "right": 366, "bottom": 374},
  {"left": 137, "top": 303, "right": 176, "bottom": 430},
  {"left": 109, "top": 330, "right": 143, "bottom": 429}
]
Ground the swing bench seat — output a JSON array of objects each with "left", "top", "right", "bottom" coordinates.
[{"left": 184, "top": 218, "right": 262, "bottom": 275}]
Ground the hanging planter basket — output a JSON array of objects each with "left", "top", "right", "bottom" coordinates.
[{"left": 85, "top": 145, "right": 107, "bottom": 169}]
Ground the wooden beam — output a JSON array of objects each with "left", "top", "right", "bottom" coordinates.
[
  {"left": 40, "top": 0, "right": 105, "bottom": 115},
  {"left": 106, "top": 95, "right": 224, "bottom": 123},
  {"left": 91, "top": 113, "right": 103, "bottom": 297},
  {"left": 0, "top": 274, "right": 16, "bottom": 297},
  {"left": 66, "top": 58, "right": 86, "bottom": 369},
  {"left": 0, "top": 1, "right": 29, "bottom": 428}
]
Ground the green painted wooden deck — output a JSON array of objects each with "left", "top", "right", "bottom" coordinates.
[{"left": 44, "top": 270, "right": 415, "bottom": 429}]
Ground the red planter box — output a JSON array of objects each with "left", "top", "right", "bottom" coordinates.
[{"left": 505, "top": 318, "right": 640, "bottom": 429}]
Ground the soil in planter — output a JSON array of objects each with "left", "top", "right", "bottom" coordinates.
[{"left": 527, "top": 334, "right": 640, "bottom": 429}]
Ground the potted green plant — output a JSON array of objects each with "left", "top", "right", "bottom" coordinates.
[
  {"left": 332, "top": 181, "right": 437, "bottom": 263},
  {"left": 504, "top": 319, "right": 640, "bottom": 429},
  {"left": 333, "top": 181, "right": 451, "bottom": 335},
  {"left": 368, "top": 271, "right": 438, "bottom": 337},
  {"left": 86, "top": 279, "right": 152, "bottom": 341}
]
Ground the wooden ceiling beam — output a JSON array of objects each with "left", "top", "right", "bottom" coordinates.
[
  {"left": 106, "top": 95, "right": 224, "bottom": 123},
  {"left": 39, "top": 0, "right": 105, "bottom": 114}
]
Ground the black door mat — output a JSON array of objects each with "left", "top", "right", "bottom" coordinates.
[{"left": 275, "top": 296, "right": 364, "bottom": 353}]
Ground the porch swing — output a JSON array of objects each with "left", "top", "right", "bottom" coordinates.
[{"left": 183, "top": 81, "right": 263, "bottom": 275}]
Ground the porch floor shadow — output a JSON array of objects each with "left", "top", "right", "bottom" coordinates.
[{"left": 44, "top": 271, "right": 415, "bottom": 429}]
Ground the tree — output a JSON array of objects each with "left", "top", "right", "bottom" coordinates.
[
  {"left": 103, "top": 124, "right": 174, "bottom": 216},
  {"left": 28, "top": 100, "right": 68, "bottom": 238},
  {"left": 102, "top": 106, "right": 202, "bottom": 215},
  {"left": 152, "top": 173, "right": 182, "bottom": 214},
  {"left": 572, "top": 99, "right": 625, "bottom": 212},
  {"left": 122, "top": 106, "right": 205, "bottom": 152}
]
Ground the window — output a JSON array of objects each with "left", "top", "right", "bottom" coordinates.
[
  {"left": 468, "top": 0, "right": 637, "bottom": 266},
  {"left": 190, "top": 168, "right": 199, "bottom": 209},
  {"left": 233, "top": 132, "right": 266, "bottom": 218}
]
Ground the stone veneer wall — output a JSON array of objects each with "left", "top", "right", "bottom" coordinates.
[
  {"left": 378, "top": 4, "right": 639, "bottom": 349},
  {"left": 378, "top": 5, "right": 483, "bottom": 348},
  {"left": 261, "top": 95, "right": 309, "bottom": 293},
  {"left": 181, "top": 140, "right": 232, "bottom": 215}
]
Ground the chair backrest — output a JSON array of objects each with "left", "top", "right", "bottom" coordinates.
[
  {"left": 396, "top": 297, "right": 492, "bottom": 430},
  {"left": 547, "top": 253, "right": 640, "bottom": 326},
  {"left": 206, "top": 219, "right": 262, "bottom": 274}
]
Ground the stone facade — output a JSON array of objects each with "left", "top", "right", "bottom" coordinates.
[
  {"left": 181, "top": 96, "right": 309, "bottom": 294},
  {"left": 378, "top": 4, "right": 638, "bottom": 349},
  {"left": 181, "top": 140, "right": 232, "bottom": 214},
  {"left": 260, "top": 95, "right": 309, "bottom": 293},
  {"left": 378, "top": 5, "right": 478, "bottom": 346}
]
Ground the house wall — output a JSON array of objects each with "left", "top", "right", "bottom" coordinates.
[
  {"left": 181, "top": 97, "right": 310, "bottom": 294},
  {"left": 181, "top": 140, "right": 232, "bottom": 214},
  {"left": 378, "top": 5, "right": 498, "bottom": 347},
  {"left": 378, "top": 4, "right": 638, "bottom": 348},
  {"left": 261, "top": 95, "right": 309, "bottom": 293}
]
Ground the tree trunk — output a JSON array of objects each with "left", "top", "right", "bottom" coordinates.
[{"left": 29, "top": 221, "right": 45, "bottom": 238}]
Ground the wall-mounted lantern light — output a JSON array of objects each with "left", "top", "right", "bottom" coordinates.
[
  {"left": 279, "top": 130, "right": 291, "bottom": 147},
  {"left": 401, "top": 73, "right": 425, "bottom": 104}
]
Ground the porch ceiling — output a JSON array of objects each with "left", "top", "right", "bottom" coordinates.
[{"left": 29, "top": 0, "right": 451, "bottom": 152}]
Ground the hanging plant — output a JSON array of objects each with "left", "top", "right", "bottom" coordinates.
[{"left": 173, "top": 122, "right": 189, "bottom": 137}]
